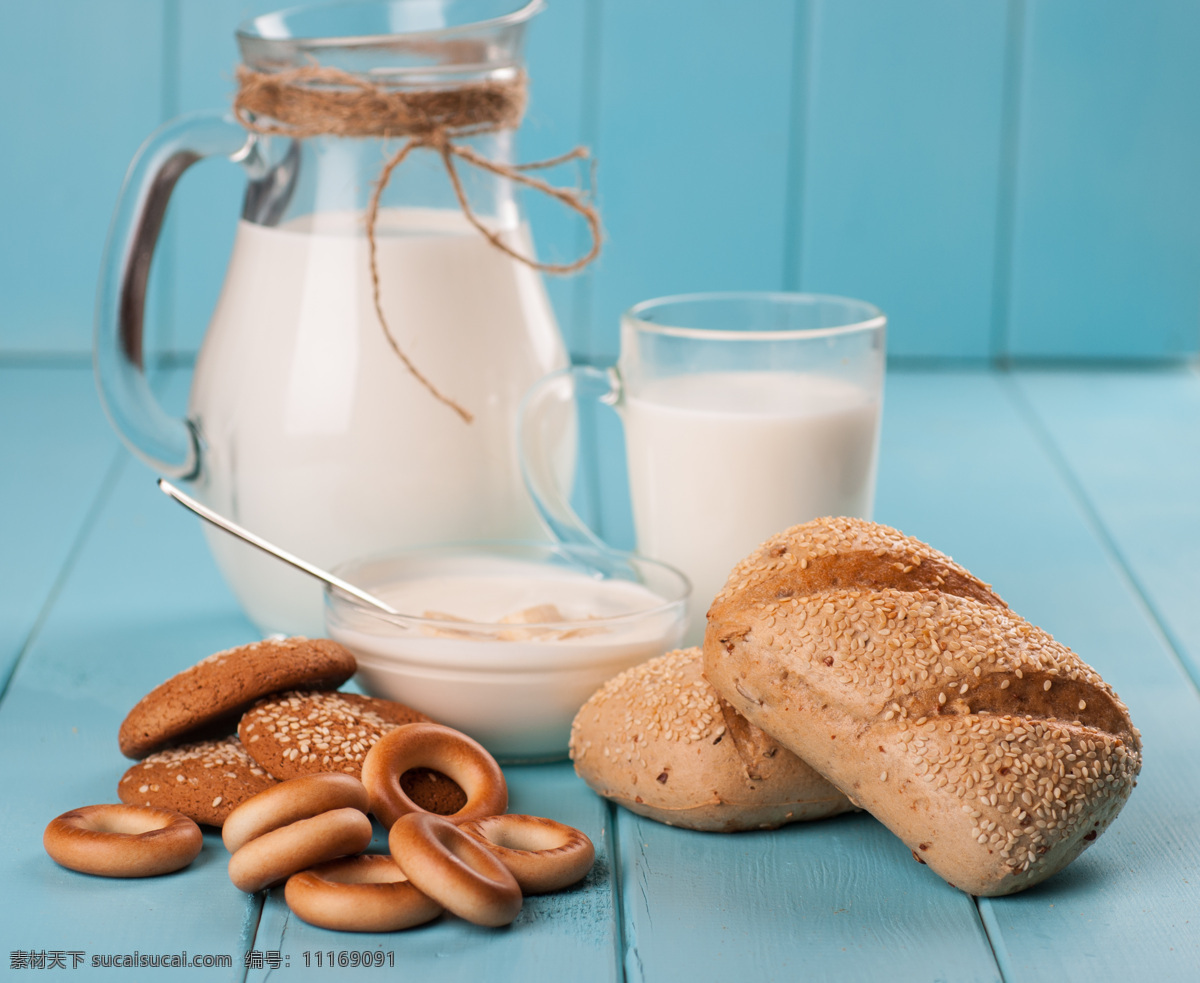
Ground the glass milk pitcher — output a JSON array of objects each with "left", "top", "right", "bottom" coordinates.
[{"left": 95, "top": 1, "right": 573, "bottom": 636}]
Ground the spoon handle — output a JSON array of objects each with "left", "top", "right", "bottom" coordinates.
[{"left": 156, "top": 479, "right": 400, "bottom": 616}]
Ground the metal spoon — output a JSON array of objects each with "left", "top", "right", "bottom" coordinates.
[{"left": 156, "top": 478, "right": 400, "bottom": 616}]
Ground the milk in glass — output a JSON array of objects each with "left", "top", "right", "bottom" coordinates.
[{"left": 623, "top": 370, "right": 880, "bottom": 640}]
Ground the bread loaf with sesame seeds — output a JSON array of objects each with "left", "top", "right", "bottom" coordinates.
[
  {"left": 569, "top": 647, "right": 855, "bottom": 831},
  {"left": 703, "top": 517, "right": 1142, "bottom": 896}
]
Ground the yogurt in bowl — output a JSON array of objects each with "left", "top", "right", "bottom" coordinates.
[{"left": 324, "top": 542, "right": 690, "bottom": 762}]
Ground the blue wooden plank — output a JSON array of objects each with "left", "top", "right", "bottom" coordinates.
[
  {"left": 876, "top": 370, "right": 1187, "bottom": 699},
  {"left": 1005, "top": 0, "right": 1200, "bottom": 359},
  {"left": 521, "top": 0, "right": 592, "bottom": 357},
  {"left": 795, "top": 0, "right": 1009, "bottom": 359},
  {"left": 0, "top": 1, "right": 166, "bottom": 355},
  {"left": 877, "top": 368, "right": 1200, "bottom": 982},
  {"left": 0, "top": 367, "right": 252, "bottom": 713},
  {"left": 616, "top": 808, "right": 1002, "bottom": 983},
  {"left": 246, "top": 764, "right": 618, "bottom": 983},
  {"left": 19, "top": 384, "right": 254, "bottom": 703},
  {"left": 0, "top": 373, "right": 257, "bottom": 980},
  {"left": 4, "top": 2, "right": 1200, "bottom": 367},
  {"left": 0, "top": 693, "right": 258, "bottom": 980},
  {"left": 585, "top": 0, "right": 799, "bottom": 360},
  {"left": 0, "top": 366, "right": 122, "bottom": 687},
  {"left": 1010, "top": 368, "right": 1200, "bottom": 689}
]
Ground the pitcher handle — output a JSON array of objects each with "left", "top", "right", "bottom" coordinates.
[
  {"left": 94, "top": 111, "right": 252, "bottom": 479},
  {"left": 518, "top": 364, "right": 623, "bottom": 552}
]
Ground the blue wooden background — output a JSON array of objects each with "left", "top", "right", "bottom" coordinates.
[{"left": 1, "top": 0, "right": 1198, "bottom": 365}]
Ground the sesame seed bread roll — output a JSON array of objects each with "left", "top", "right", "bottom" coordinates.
[
  {"left": 569, "top": 647, "right": 854, "bottom": 832},
  {"left": 714, "top": 515, "right": 1008, "bottom": 614},
  {"left": 704, "top": 517, "right": 1142, "bottom": 896}
]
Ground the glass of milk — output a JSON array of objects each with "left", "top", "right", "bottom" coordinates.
[
  {"left": 519, "top": 292, "right": 886, "bottom": 644},
  {"left": 324, "top": 541, "right": 689, "bottom": 762}
]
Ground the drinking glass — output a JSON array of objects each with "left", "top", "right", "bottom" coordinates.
[{"left": 519, "top": 292, "right": 886, "bottom": 644}]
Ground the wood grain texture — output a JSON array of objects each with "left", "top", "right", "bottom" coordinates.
[
  {"left": 584, "top": 0, "right": 799, "bottom": 359},
  {"left": 0, "top": 1, "right": 166, "bottom": 354},
  {"left": 1004, "top": 0, "right": 1200, "bottom": 359},
  {"left": 0, "top": 374, "right": 257, "bottom": 980},
  {"left": 796, "top": 0, "right": 1010, "bottom": 359},
  {"left": 0, "top": 367, "right": 121, "bottom": 688},
  {"left": 1010, "top": 368, "right": 1200, "bottom": 688},
  {"left": 615, "top": 808, "right": 1001, "bottom": 983},
  {"left": 521, "top": 0, "right": 593, "bottom": 356},
  {"left": 5, "top": 3, "right": 1200, "bottom": 363},
  {"left": 17, "top": 376, "right": 255, "bottom": 710},
  {"left": 877, "top": 368, "right": 1200, "bottom": 981}
]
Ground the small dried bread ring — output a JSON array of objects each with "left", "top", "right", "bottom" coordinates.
[
  {"left": 284, "top": 854, "right": 443, "bottom": 932},
  {"left": 43, "top": 804, "right": 202, "bottom": 878},
  {"left": 389, "top": 813, "right": 522, "bottom": 927},
  {"left": 222, "top": 773, "right": 369, "bottom": 853},
  {"left": 361, "top": 723, "right": 507, "bottom": 830},
  {"left": 461, "top": 815, "right": 595, "bottom": 894},
  {"left": 228, "top": 807, "right": 372, "bottom": 894}
]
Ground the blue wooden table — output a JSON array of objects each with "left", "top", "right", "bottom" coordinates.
[{"left": 3, "top": 362, "right": 1199, "bottom": 981}]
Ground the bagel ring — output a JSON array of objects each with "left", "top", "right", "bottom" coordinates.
[
  {"left": 389, "top": 813, "right": 522, "bottom": 927},
  {"left": 222, "top": 773, "right": 369, "bottom": 853},
  {"left": 361, "top": 723, "right": 507, "bottom": 830},
  {"left": 284, "top": 854, "right": 443, "bottom": 932},
  {"left": 228, "top": 807, "right": 372, "bottom": 894},
  {"left": 44, "top": 804, "right": 202, "bottom": 878},
  {"left": 461, "top": 814, "right": 595, "bottom": 894}
]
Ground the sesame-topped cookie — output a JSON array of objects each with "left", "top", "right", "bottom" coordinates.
[
  {"left": 239, "top": 690, "right": 429, "bottom": 780},
  {"left": 118, "top": 637, "right": 357, "bottom": 759},
  {"left": 117, "top": 737, "right": 278, "bottom": 826}
]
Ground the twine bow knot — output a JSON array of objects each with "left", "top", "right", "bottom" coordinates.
[{"left": 234, "top": 65, "right": 601, "bottom": 422}]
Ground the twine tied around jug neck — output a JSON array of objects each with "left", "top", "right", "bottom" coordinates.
[{"left": 234, "top": 65, "right": 602, "bottom": 423}]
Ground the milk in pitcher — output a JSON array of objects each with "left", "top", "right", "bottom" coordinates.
[
  {"left": 623, "top": 370, "right": 880, "bottom": 640},
  {"left": 188, "top": 207, "right": 566, "bottom": 635}
]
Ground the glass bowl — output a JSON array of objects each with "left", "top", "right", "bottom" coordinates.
[{"left": 323, "top": 541, "right": 690, "bottom": 762}]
